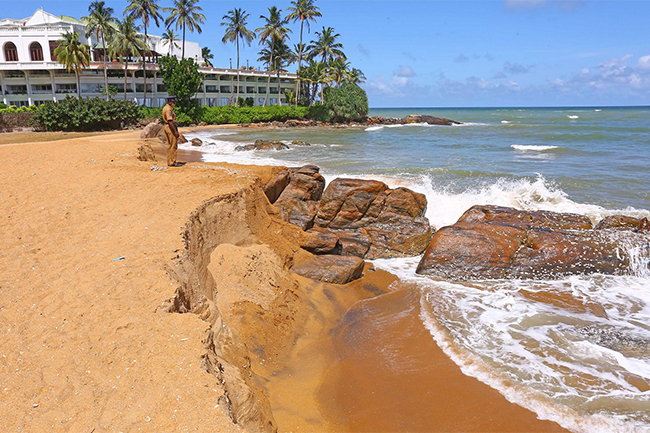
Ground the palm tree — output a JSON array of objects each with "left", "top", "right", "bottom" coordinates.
[
  {"left": 258, "top": 39, "right": 296, "bottom": 106},
  {"left": 221, "top": 8, "right": 255, "bottom": 105},
  {"left": 83, "top": 1, "right": 117, "bottom": 101},
  {"left": 54, "top": 31, "right": 90, "bottom": 98},
  {"left": 298, "top": 59, "right": 328, "bottom": 107},
  {"left": 307, "top": 26, "right": 346, "bottom": 64},
  {"left": 286, "top": 0, "right": 321, "bottom": 106},
  {"left": 347, "top": 67, "right": 366, "bottom": 84},
  {"left": 109, "top": 16, "right": 146, "bottom": 101},
  {"left": 125, "top": 0, "right": 164, "bottom": 106},
  {"left": 202, "top": 47, "right": 214, "bottom": 66},
  {"left": 256, "top": 6, "right": 291, "bottom": 107},
  {"left": 328, "top": 57, "right": 350, "bottom": 87},
  {"left": 161, "top": 28, "right": 180, "bottom": 54},
  {"left": 165, "top": 0, "right": 205, "bottom": 60}
]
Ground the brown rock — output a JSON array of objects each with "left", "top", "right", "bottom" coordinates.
[
  {"left": 291, "top": 140, "right": 311, "bottom": 146},
  {"left": 263, "top": 169, "right": 290, "bottom": 204},
  {"left": 595, "top": 215, "right": 650, "bottom": 233},
  {"left": 301, "top": 228, "right": 341, "bottom": 254},
  {"left": 235, "top": 139, "right": 289, "bottom": 151},
  {"left": 191, "top": 138, "right": 203, "bottom": 147},
  {"left": 292, "top": 255, "right": 365, "bottom": 284},
  {"left": 178, "top": 133, "right": 188, "bottom": 144},
  {"left": 273, "top": 165, "right": 326, "bottom": 230},
  {"left": 314, "top": 179, "right": 432, "bottom": 259},
  {"left": 140, "top": 122, "right": 163, "bottom": 139},
  {"left": 416, "top": 222, "right": 528, "bottom": 279},
  {"left": 137, "top": 141, "right": 157, "bottom": 162},
  {"left": 403, "top": 114, "right": 461, "bottom": 125},
  {"left": 458, "top": 205, "right": 593, "bottom": 230},
  {"left": 417, "top": 206, "right": 633, "bottom": 280}
]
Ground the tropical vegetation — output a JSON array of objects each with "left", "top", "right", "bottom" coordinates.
[
  {"left": 53, "top": 31, "right": 90, "bottom": 98},
  {"left": 221, "top": 8, "right": 256, "bottom": 105}
]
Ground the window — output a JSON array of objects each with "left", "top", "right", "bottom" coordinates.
[
  {"left": 30, "top": 42, "right": 44, "bottom": 61},
  {"left": 56, "top": 84, "right": 77, "bottom": 94},
  {"left": 206, "top": 85, "right": 218, "bottom": 93},
  {"left": 49, "top": 41, "right": 59, "bottom": 61},
  {"left": 4, "top": 42, "right": 18, "bottom": 62},
  {"left": 31, "top": 84, "right": 52, "bottom": 94}
]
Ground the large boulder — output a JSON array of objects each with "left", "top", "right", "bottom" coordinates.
[
  {"left": 416, "top": 205, "right": 641, "bottom": 280},
  {"left": 403, "top": 114, "right": 461, "bottom": 126},
  {"left": 313, "top": 178, "right": 432, "bottom": 259},
  {"left": 272, "top": 165, "right": 326, "bottom": 230},
  {"left": 595, "top": 215, "right": 649, "bottom": 233},
  {"left": 140, "top": 122, "right": 164, "bottom": 139},
  {"left": 235, "top": 139, "right": 289, "bottom": 151},
  {"left": 291, "top": 255, "right": 365, "bottom": 284}
]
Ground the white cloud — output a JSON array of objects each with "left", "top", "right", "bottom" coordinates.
[
  {"left": 638, "top": 55, "right": 650, "bottom": 70},
  {"left": 454, "top": 54, "right": 470, "bottom": 63},
  {"left": 504, "top": 61, "right": 535, "bottom": 74},
  {"left": 395, "top": 65, "right": 416, "bottom": 78}
]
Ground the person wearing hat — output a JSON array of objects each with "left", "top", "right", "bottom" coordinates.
[{"left": 162, "top": 95, "right": 179, "bottom": 166}]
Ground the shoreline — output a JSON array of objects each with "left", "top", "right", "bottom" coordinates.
[{"left": 0, "top": 129, "right": 566, "bottom": 432}]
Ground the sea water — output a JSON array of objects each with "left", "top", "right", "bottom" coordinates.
[{"left": 182, "top": 106, "right": 650, "bottom": 432}]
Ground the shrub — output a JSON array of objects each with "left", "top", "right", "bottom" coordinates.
[
  {"left": 0, "top": 105, "right": 38, "bottom": 113},
  {"left": 199, "top": 105, "right": 308, "bottom": 125},
  {"left": 30, "top": 96, "right": 139, "bottom": 131},
  {"left": 322, "top": 83, "right": 369, "bottom": 123}
]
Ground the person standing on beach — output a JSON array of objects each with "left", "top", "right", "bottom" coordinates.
[{"left": 162, "top": 96, "right": 179, "bottom": 167}]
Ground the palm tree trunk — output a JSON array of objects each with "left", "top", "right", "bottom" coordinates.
[
  {"left": 277, "top": 68, "right": 282, "bottom": 106},
  {"left": 264, "top": 50, "right": 273, "bottom": 107},
  {"left": 142, "top": 27, "right": 148, "bottom": 107},
  {"left": 295, "top": 21, "right": 304, "bottom": 108},
  {"left": 102, "top": 34, "right": 109, "bottom": 101},
  {"left": 76, "top": 69, "right": 82, "bottom": 98},
  {"left": 236, "top": 39, "right": 240, "bottom": 106},
  {"left": 182, "top": 24, "right": 186, "bottom": 60},
  {"left": 124, "top": 58, "right": 128, "bottom": 101}
]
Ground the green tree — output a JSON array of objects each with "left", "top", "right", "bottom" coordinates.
[
  {"left": 109, "top": 16, "right": 146, "bottom": 101},
  {"left": 83, "top": 1, "right": 117, "bottom": 101},
  {"left": 161, "top": 28, "right": 180, "bottom": 53},
  {"left": 286, "top": 0, "right": 321, "bottom": 106},
  {"left": 307, "top": 26, "right": 346, "bottom": 64},
  {"left": 256, "top": 6, "right": 291, "bottom": 107},
  {"left": 125, "top": 0, "right": 164, "bottom": 106},
  {"left": 165, "top": 0, "right": 205, "bottom": 60},
  {"left": 328, "top": 58, "right": 350, "bottom": 87},
  {"left": 321, "top": 82, "right": 368, "bottom": 123},
  {"left": 54, "top": 31, "right": 90, "bottom": 98},
  {"left": 258, "top": 39, "right": 296, "bottom": 106},
  {"left": 221, "top": 8, "right": 256, "bottom": 105},
  {"left": 201, "top": 47, "right": 213, "bottom": 66},
  {"left": 347, "top": 67, "right": 366, "bottom": 84},
  {"left": 298, "top": 59, "right": 329, "bottom": 107},
  {"left": 158, "top": 55, "right": 203, "bottom": 120}
]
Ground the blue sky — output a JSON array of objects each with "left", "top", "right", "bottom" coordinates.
[{"left": 6, "top": 0, "right": 650, "bottom": 107}]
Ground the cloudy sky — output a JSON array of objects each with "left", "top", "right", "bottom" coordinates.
[{"left": 9, "top": 0, "right": 650, "bottom": 107}]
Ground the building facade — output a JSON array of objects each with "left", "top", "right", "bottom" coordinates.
[{"left": 0, "top": 9, "right": 298, "bottom": 107}]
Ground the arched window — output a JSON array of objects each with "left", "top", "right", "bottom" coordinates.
[
  {"left": 30, "top": 42, "right": 43, "bottom": 61},
  {"left": 4, "top": 42, "right": 18, "bottom": 62}
]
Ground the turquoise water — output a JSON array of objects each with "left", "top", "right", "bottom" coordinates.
[{"left": 183, "top": 107, "right": 650, "bottom": 433}]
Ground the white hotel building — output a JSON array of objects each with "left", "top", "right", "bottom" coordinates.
[{"left": 0, "top": 9, "right": 298, "bottom": 107}]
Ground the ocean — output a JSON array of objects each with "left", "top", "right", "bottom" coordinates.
[{"left": 182, "top": 106, "right": 650, "bottom": 432}]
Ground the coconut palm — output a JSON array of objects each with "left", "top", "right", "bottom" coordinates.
[
  {"left": 286, "top": 0, "right": 321, "bottom": 106},
  {"left": 328, "top": 57, "right": 350, "bottom": 87},
  {"left": 54, "top": 31, "right": 90, "bottom": 98},
  {"left": 83, "top": 1, "right": 117, "bottom": 101},
  {"left": 202, "top": 47, "right": 213, "bottom": 66},
  {"left": 109, "top": 16, "right": 146, "bottom": 101},
  {"left": 256, "top": 6, "right": 291, "bottom": 107},
  {"left": 165, "top": 0, "right": 205, "bottom": 60},
  {"left": 125, "top": 0, "right": 164, "bottom": 106},
  {"left": 347, "top": 67, "right": 366, "bottom": 84},
  {"left": 161, "top": 28, "right": 180, "bottom": 54},
  {"left": 298, "top": 59, "right": 328, "bottom": 107},
  {"left": 221, "top": 8, "right": 255, "bottom": 105},
  {"left": 307, "top": 26, "right": 346, "bottom": 64},
  {"left": 258, "top": 39, "right": 296, "bottom": 106}
]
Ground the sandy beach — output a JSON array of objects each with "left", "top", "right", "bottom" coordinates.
[{"left": 0, "top": 130, "right": 566, "bottom": 432}]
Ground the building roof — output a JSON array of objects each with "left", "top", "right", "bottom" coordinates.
[{"left": 0, "top": 9, "right": 81, "bottom": 27}]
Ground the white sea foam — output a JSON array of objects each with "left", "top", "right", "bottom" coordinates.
[
  {"left": 512, "top": 144, "right": 560, "bottom": 151},
  {"left": 501, "top": 120, "right": 511, "bottom": 124},
  {"left": 568, "top": 115, "right": 580, "bottom": 119}
]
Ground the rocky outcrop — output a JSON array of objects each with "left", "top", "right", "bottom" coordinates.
[
  {"left": 137, "top": 141, "right": 157, "bottom": 161},
  {"left": 292, "top": 255, "right": 365, "bottom": 284},
  {"left": 235, "top": 139, "right": 289, "bottom": 151},
  {"left": 140, "top": 122, "right": 164, "bottom": 139},
  {"left": 291, "top": 140, "right": 311, "bottom": 146},
  {"left": 313, "top": 178, "right": 432, "bottom": 259},
  {"left": 416, "top": 205, "right": 647, "bottom": 280},
  {"left": 265, "top": 172, "right": 433, "bottom": 260},
  {"left": 595, "top": 215, "right": 650, "bottom": 233},
  {"left": 366, "top": 115, "right": 461, "bottom": 126},
  {"left": 191, "top": 137, "right": 203, "bottom": 147},
  {"left": 271, "top": 165, "right": 325, "bottom": 230}
]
